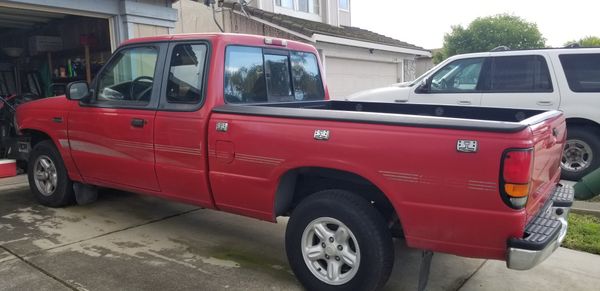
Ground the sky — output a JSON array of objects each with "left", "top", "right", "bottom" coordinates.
[{"left": 351, "top": 0, "right": 599, "bottom": 49}]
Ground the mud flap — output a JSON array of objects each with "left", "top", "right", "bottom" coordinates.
[
  {"left": 74, "top": 183, "right": 98, "bottom": 205},
  {"left": 418, "top": 250, "right": 434, "bottom": 291}
]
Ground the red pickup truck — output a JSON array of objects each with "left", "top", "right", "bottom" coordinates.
[{"left": 12, "top": 34, "right": 572, "bottom": 290}]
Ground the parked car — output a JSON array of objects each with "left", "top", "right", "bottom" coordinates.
[
  {"left": 8, "top": 34, "right": 572, "bottom": 291},
  {"left": 347, "top": 48, "right": 600, "bottom": 181}
]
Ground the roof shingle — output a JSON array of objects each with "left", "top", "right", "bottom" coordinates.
[{"left": 224, "top": 2, "right": 428, "bottom": 52}]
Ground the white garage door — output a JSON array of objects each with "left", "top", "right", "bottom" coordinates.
[{"left": 325, "top": 57, "right": 399, "bottom": 99}]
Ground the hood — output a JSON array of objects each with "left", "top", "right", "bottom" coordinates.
[
  {"left": 346, "top": 85, "right": 411, "bottom": 102},
  {"left": 17, "top": 95, "right": 69, "bottom": 111}
]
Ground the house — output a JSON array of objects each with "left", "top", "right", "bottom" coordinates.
[
  {"left": 0, "top": 0, "right": 429, "bottom": 100},
  {"left": 170, "top": 0, "right": 431, "bottom": 98}
]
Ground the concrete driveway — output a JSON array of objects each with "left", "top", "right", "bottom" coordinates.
[{"left": 1, "top": 177, "right": 599, "bottom": 291}]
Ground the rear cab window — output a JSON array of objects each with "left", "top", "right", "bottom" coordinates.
[
  {"left": 559, "top": 53, "right": 600, "bottom": 92},
  {"left": 224, "top": 46, "right": 325, "bottom": 104}
]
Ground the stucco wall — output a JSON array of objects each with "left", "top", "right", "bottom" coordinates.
[
  {"left": 171, "top": 0, "right": 222, "bottom": 34},
  {"left": 133, "top": 23, "right": 170, "bottom": 38},
  {"left": 416, "top": 57, "right": 434, "bottom": 77}
]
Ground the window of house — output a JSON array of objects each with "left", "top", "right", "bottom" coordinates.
[
  {"left": 560, "top": 54, "right": 600, "bottom": 92},
  {"left": 96, "top": 46, "right": 158, "bottom": 105},
  {"left": 224, "top": 46, "right": 325, "bottom": 104},
  {"left": 339, "top": 0, "right": 349, "bottom": 10},
  {"left": 276, "top": 0, "right": 320, "bottom": 14},
  {"left": 276, "top": 0, "right": 294, "bottom": 9},
  {"left": 489, "top": 55, "right": 552, "bottom": 92},
  {"left": 429, "top": 58, "right": 484, "bottom": 93},
  {"left": 166, "top": 44, "right": 208, "bottom": 104}
]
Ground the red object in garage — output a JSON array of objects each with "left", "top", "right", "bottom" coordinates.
[{"left": 0, "top": 159, "right": 17, "bottom": 178}]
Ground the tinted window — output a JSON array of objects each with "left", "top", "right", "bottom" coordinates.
[
  {"left": 489, "top": 55, "right": 552, "bottom": 92},
  {"left": 265, "top": 54, "right": 293, "bottom": 101},
  {"left": 96, "top": 46, "right": 158, "bottom": 105},
  {"left": 429, "top": 58, "right": 484, "bottom": 93},
  {"left": 224, "top": 46, "right": 325, "bottom": 104},
  {"left": 224, "top": 46, "right": 266, "bottom": 103},
  {"left": 560, "top": 54, "right": 600, "bottom": 92},
  {"left": 291, "top": 52, "right": 325, "bottom": 101},
  {"left": 166, "top": 44, "right": 207, "bottom": 104}
]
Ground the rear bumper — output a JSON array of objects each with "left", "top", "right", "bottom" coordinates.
[{"left": 506, "top": 184, "right": 573, "bottom": 270}]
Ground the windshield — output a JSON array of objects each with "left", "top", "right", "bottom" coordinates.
[{"left": 408, "top": 58, "right": 453, "bottom": 86}]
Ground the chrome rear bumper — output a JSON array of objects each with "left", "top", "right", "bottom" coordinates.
[{"left": 506, "top": 184, "right": 573, "bottom": 270}]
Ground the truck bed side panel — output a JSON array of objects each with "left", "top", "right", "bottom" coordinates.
[{"left": 207, "top": 112, "right": 533, "bottom": 259}]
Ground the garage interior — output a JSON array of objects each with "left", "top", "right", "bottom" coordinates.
[{"left": 0, "top": 6, "right": 111, "bottom": 99}]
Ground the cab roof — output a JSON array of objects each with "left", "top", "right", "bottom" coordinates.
[{"left": 120, "top": 33, "right": 319, "bottom": 53}]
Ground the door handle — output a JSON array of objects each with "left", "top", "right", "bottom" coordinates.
[
  {"left": 457, "top": 100, "right": 471, "bottom": 105},
  {"left": 536, "top": 101, "right": 553, "bottom": 106},
  {"left": 394, "top": 99, "right": 408, "bottom": 103},
  {"left": 131, "top": 118, "right": 146, "bottom": 128}
]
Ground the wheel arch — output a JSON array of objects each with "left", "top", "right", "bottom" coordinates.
[
  {"left": 566, "top": 118, "right": 600, "bottom": 132},
  {"left": 274, "top": 166, "right": 403, "bottom": 237},
  {"left": 20, "top": 127, "right": 83, "bottom": 182},
  {"left": 21, "top": 128, "right": 54, "bottom": 148}
]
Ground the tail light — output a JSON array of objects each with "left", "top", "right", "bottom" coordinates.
[{"left": 500, "top": 149, "right": 533, "bottom": 209}]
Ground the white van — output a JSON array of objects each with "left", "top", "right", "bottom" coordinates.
[{"left": 347, "top": 48, "right": 600, "bottom": 180}]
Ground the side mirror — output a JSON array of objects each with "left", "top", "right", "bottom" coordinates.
[
  {"left": 415, "top": 77, "right": 430, "bottom": 93},
  {"left": 66, "top": 81, "right": 90, "bottom": 101}
]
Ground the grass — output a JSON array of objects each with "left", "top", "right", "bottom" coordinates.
[{"left": 563, "top": 213, "right": 600, "bottom": 255}]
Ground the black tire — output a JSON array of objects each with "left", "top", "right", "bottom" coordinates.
[
  {"left": 285, "top": 190, "right": 394, "bottom": 291},
  {"left": 27, "top": 140, "right": 74, "bottom": 207},
  {"left": 562, "top": 127, "right": 600, "bottom": 181}
]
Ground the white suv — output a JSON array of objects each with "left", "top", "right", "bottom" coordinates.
[{"left": 348, "top": 48, "right": 600, "bottom": 180}]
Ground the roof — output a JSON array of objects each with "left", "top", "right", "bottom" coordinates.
[{"left": 223, "top": 2, "right": 428, "bottom": 53}]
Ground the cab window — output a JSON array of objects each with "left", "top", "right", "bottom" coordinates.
[
  {"left": 96, "top": 46, "right": 158, "bottom": 105},
  {"left": 166, "top": 44, "right": 208, "bottom": 104},
  {"left": 224, "top": 46, "right": 325, "bottom": 104},
  {"left": 429, "top": 58, "right": 484, "bottom": 93}
]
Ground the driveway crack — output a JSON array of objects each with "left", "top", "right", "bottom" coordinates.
[
  {"left": 454, "top": 259, "right": 487, "bottom": 291},
  {"left": 0, "top": 245, "right": 78, "bottom": 291}
]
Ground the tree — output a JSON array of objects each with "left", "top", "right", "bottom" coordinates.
[
  {"left": 565, "top": 36, "right": 600, "bottom": 47},
  {"left": 435, "top": 14, "right": 546, "bottom": 63}
]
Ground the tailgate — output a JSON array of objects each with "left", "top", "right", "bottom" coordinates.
[{"left": 525, "top": 114, "right": 566, "bottom": 220}]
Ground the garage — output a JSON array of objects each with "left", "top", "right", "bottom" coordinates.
[
  {"left": 0, "top": 1, "right": 178, "bottom": 177},
  {"left": 325, "top": 57, "right": 400, "bottom": 98},
  {"left": 0, "top": 6, "right": 112, "bottom": 99}
]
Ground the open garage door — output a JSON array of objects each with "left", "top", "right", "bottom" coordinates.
[
  {"left": 325, "top": 57, "right": 400, "bottom": 99},
  {"left": 0, "top": 6, "right": 112, "bottom": 98}
]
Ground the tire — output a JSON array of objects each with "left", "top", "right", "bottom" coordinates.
[
  {"left": 27, "top": 140, "right": 74, "bottom": 207},
  {"left": 561, "top": 127, "right": 600, "bottom": 181},
  {"left": 285, "top": 190, "right": 394, "bottom": 291}
]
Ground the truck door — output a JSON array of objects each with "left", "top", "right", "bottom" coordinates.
[
  {"left": 409, "top": 57, "right": 486, "bottom": 106},
  {"left": 480, "top": 54, "right": 560, "bottom": 110},
  {"left": 153, "top": 41, "right": 214, "bottom": 206},
  {"left": 68, "top": 44, "right": 166, "bottom": 191}
]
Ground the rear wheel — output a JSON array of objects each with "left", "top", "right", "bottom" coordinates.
[
  {"left": 561, "top": 127, "right": 600, "bottom": 181},
  {"left": 285, "top": 189, "right": 394, "bottom": 291},
  {"left": 27, "top": 140, "right": 74, "bottom": 207}
]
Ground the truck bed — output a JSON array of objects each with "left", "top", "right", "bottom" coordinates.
[{"left": 212, "top": 101, "right": 562, "bottom": 133}]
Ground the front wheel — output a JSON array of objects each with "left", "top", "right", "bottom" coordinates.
[
  {"left": 27, "top": 140, "right": 75, "bottom": 207},
  {"left": 561, "top": 127, "right": 600, "bottom": 181},
  {"left": 285, "top": 190, "right": 394, "bottom": 291}
]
